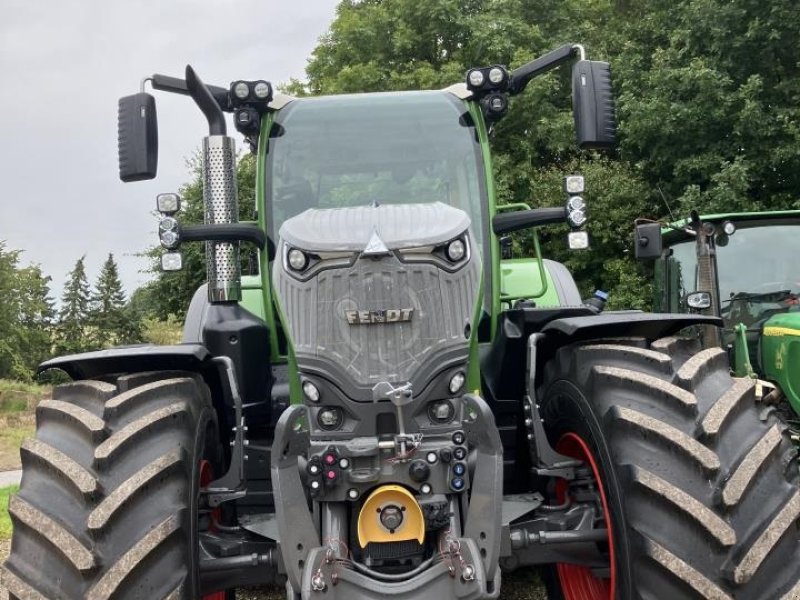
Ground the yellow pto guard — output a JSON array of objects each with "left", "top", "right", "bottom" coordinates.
[{"left": 357, "top": 485, "right": 425, "bottom": 548}]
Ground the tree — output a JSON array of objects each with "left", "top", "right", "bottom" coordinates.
[
  {"left": 0, "top": 241, "right": 55, "bottom": 381},
  {"left": 90, "top": 254, "right": 134, "bottom": 347},
  {"left": 16, "top": 265, "right": 56, "bottom": 373},
  {"left": 55, "top": 256, "right": 91, "bottom": 355},
  {"left": 289, "top": 0, "right": 800, "bottom": 308}
]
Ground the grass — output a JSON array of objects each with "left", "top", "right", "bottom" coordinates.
[
  {"left": 0, "top": 380, "right": 45, "bottom": 470},
  {"left": 0, "top": 416, "right": 35, "bottom": 471},
  {"left": 0, "top": 484, "right": 19, "bottom": 540},
  {"left": 0, "top": 379, "right": 51, "bottom": 397}
]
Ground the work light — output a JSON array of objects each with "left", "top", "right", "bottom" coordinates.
[
  {"left": 233, "top": 81, "right": 250, "bottom": 100},
  {"left": 253, "top": 81, "right": 271, "bottom": 99},
  {"left": 160, "top": 252, "right": 183, "bottom": 271},
  {"left": 567, "top": 231, "right": 589, "bottom": 250},
  {"left": 468, "top": 70, "right": 485, "bottom": 88},
  {"left": 488, "top": 66, "right": 507, "bottom": 85},
  {"left": 156, "top": 193, "right": 181, "bottom": 215},
  {"left": 564, "top": 175, "right": 585, "bottom": 194}
]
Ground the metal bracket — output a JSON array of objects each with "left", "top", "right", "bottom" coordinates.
[
  {"left": 205, "top": 356, "right": 248, "bottom": 507},
  {"left": 525, "top": 334, "right": 582, "bottom": 480}
]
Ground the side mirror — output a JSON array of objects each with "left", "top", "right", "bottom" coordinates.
[
  {"left": 634, "top": 223, "right": 663, "bottom": 259},
  {"left": 118, "top": 93, "right": 158, "bottom": 182},
  {"left": 571, "top": 60, "right": 616, "bottom": 149}
]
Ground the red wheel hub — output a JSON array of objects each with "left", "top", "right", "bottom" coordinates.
[
  {"left": 199, "top": 460, "right": 228, "bottom": 600},
  {"left": 555, "top": 432, "right": 616, "bottom": 600}
]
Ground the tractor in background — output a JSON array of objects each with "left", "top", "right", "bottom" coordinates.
[{"left": 636, "top": 211, "right": 800, "bottom": 417}]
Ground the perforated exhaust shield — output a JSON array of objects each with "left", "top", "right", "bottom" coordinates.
[{"left": 203, "top": 135, "right": 240, "bottom": 303}]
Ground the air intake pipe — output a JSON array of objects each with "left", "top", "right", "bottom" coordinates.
[{"left": 186, "top": 65, "right": 241, "bottom": 303}]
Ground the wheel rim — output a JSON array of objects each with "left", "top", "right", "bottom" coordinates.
[
  {"left": 555, "top": 432, "right": 616, "bottom": 600},
  {"left": 199, "top": 460, "right": 228, "bottom": 600}
]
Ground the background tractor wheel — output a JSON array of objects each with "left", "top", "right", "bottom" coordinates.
[
  {"left": 540, "top": 337, "right": 800, "bottom": 599},
  {"left": 1, "top": 372, "right": 227, "bottom": 600}
]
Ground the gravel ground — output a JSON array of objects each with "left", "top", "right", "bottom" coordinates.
[{"left": 234, "top": 569, "right": 547, "bottom": 600}]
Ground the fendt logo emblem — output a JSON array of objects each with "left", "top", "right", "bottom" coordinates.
[{"left": 345, "top": 308, "right": 414, "bottom": 325}]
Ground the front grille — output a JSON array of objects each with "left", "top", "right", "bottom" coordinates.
[{"left": 275, "top": 252, "right": 480, "bottom": 388}]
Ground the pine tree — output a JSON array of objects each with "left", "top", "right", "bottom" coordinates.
[
  {"left": 17, "top": 265, "right": 56, "bottom": 373},
  {"left": 90, "top": 254, "right": 128, "bottom": 348},
  {"left": 55, "top": 256, "right": 91, "bottom": 355}
]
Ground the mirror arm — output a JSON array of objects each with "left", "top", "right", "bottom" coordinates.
[
  {"left": 492, "top": 207, "right": 567, "bottom": 235},
  {"left": 508, "top": 44, "right": 579, "bottom": 96},
  {"left": 150, "top": 74, "right": 231, "bottom": 110}
]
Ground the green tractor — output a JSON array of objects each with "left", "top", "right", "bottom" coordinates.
[
  {"left": 5, "top": 45, "right": 800, "bottom": 600},
  {"left": 635, "top": 211, "right": 800, "bottom": 415}
]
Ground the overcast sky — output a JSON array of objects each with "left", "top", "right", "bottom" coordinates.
[{"left": 0, "top": 0, "right": 339, "bottom": 303}]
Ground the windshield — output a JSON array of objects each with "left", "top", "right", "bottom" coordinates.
[
  {"left": 670, "top": 224, "right": 800, "bottom": 327},
  {"left": 265, "top": 91, "right": 486, "bottom": 244}
]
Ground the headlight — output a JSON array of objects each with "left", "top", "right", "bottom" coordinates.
[
  {"left": 160, "top": 230, "right": 180, "bottom": 249},
  {"left": 158, "top": 216, "right": 178, "bottom": 232},
  {"left": 288, "top": 248, "right": 308, "bottom": 271},
  {"left": 446, "top": 239, "right": 466, "bottom": 262},
  {"left": 428, "top": 400, "right": 455, "bottom": 424},
  {"left": 686, "top": 291, "right": 712, "bottom": 310},
  {"left": 302, "top": 381, "right": 320, "bottom": 403},
  {"left": 567, "top": 207, "right": 587, "bottom": 228},
  {"left": 722, "top": 220, "right": 736, "bottom": 236},
  {"left": 567, "top": 196, "right": 586, "bottom": 212},
  {"left": 317, "top": 407, "right": 344, "bottom": 430},
  {"left": 448, "top": 372, "right": 465, "bottom": 395}
]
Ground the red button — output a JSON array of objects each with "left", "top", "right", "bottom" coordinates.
[
  {"left": 324, "top": 453, "right": 336, "bottom": 465},
  {"left": 326, "top": 470, "right": 337, "bottom": 480}
]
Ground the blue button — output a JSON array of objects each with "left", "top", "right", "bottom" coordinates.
[
  {"left": 453, "top": 463, "right": 466, "bottom": 476},
  {"left": 451, "top": 477, "right": 464, "bottom": 490}
]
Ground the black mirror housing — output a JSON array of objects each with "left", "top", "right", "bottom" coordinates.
[
  {"left": 118, "top": 93, "right": 158, "bottom": 182},
  {"left": 634, "top": 223, "right": 663, "bottom": 260},
  {"left": 571, "top": 60, "right": 616, "bottom": 149}
]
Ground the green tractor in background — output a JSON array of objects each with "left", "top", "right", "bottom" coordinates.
[
  {"left": 4, "top": 44, "right": 800, "bottom": 600},
  {"left": 636, "top": 211, "right": 800, "bottom": 416}
]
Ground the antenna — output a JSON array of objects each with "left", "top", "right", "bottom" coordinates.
[{"left": 656, "top": 186, "right": 676, "bottom": 222}]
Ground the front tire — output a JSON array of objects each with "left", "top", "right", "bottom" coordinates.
[
  {"left": 540, "top": 338, "right": 800, "bottom": 600},
  {"left": 2, "top": 372, "right": 220, "bottom": 599}
]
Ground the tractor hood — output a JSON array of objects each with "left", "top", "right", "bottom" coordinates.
[
  {"left": 278, "top": 201, "right": 470, "bottom": 253},
  {"left": 272, "top": 202, "right": 481, "bottom": 399}
]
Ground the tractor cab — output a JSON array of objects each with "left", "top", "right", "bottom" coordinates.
[{"left": 639, "top": 210, "right": 800, "bottom": 411}]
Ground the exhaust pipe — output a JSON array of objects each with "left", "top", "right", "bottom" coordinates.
[
  {"left": 186, "top": 65, "right": 241, "bottom": 303},
  {"left": 202, "top": 135, "right": 240, "bottom": 302}
]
